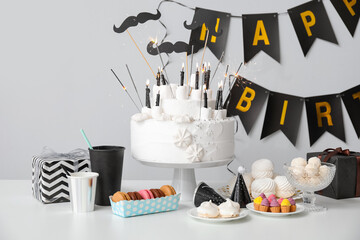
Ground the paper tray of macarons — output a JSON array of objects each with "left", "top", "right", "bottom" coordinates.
[{"left": 109, "top": 186, "right": 181, "bottom": 218}]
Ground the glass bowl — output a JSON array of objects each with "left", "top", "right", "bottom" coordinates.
[{"left": 284, "top": 162, "right": 336, "bottom": 212}]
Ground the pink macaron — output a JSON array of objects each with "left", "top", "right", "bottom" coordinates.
[{"left": 138, "top": 189, "right": 154, "bottom": 199}]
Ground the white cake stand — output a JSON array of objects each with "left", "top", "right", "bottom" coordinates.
[{"left": 135, "top": 157, "right": 233, "bottom": 201}]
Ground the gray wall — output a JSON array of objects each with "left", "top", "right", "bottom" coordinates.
[{"left": 1, "top": 0, "right": 359, "bottom": 181}]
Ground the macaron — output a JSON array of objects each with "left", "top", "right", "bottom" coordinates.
[
  {"left": 138, "top": 189, "right": 154, "bottom": 199},
  {"left": 160, "top": 185, "right": 176, "bottom": 196},
  {"left": 112, "top": 191, "right": 131, "bottom": 202},
  {"left": 127, "top": 192, "right": 143, "bottom": 200},
  {"left": 150, "top": 189, "right": 165, "bottom": 198}
]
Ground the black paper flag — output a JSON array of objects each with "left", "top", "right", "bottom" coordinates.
[
  {"left": 242, "top": 13, "right": 280, "bottom": 63},
  {"left": 305, "top": 94, "right": 345, "bottom": 146},
  {"left": 261, "top": 92, "right": 303, "bottom": 145},
  {"left": 184, "top": 7, "right": 230, "bottom": 59},
  {"left": 288, "top": 0, "right": 338, "bottom": 56},
  {"left": 341, "top": 85, "right": 360, "bottom": 138},
  {"left": 330, "top": 0, "right": 360, "bottom": 36},
  {"left": 226, "top": 77, "right": 269, "bottom": 134}
]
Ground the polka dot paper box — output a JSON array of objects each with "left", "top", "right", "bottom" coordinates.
[{"left": 109, "top": 194, "right": 181, "bottom": 217}]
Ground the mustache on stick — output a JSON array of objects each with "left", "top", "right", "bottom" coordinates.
[
  {"left": 183, "top": 20, "right": 223, "bottom": 37},
  {"left": 114, "top": 10, "right": 161, "bottom": 33},
  {"left": 147, "top": 41, "right": 190, "bottom": 55}
]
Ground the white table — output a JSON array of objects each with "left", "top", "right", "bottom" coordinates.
[{"left": 1, "top": 180, "right": 360, "bottom": 240}]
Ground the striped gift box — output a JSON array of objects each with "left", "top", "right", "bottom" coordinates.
[{"left": 31, "top": 148, "right": 91, "bottom": 204}]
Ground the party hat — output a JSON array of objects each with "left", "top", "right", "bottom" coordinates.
[
  {"left": 230, "top": 166, "right": 252, "bottom": 208},
  {"left": 193, "top": 182, "right": 226, "bottom": 207}
]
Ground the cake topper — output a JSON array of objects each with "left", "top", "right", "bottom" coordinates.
[{"left": 113, "top": 10, "right": 161, "bottom": 33}]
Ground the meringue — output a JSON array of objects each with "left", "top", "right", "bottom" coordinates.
[
  {"left": 291, "top": 157, "right": 307, "bottom": 167},
  {"left": 131, "top": 113, "right": 151, "bottom": 122},
  {"left": 174, "top": 129, "right": 192, "bottom": 148},
  {"left": 251, "top": 178, "right": 276, "bottom": 198},
  {"left": 305, "top": 164, "right": 319, "bottom": 177},
  {"left": 319, "top": 165, "right": 330, "bottom": 179},
  {"left": 251, "top": 159, "right": 274, "bottom": 179},
  {"left": 274, "top": 176, "right": 295, "bottom": 198},
  {"left": 218, "top": 199, "right": 240, "bottom": 218},
  {"left": 186, "top": 144, "right": 204, "bottom": 163},
  {"left": 308, "top": 157, "right": 321, "bottom": 168},
  {"left": 197, "top": 200, "right": 219, "bottom": 218}
]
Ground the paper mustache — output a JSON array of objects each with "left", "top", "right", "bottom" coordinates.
[
  {"left": 114, "top": 10, "right": 161, "bottom": 33},
  {"left": 147, "top": 41, "right": 190, "bottom": 55}
]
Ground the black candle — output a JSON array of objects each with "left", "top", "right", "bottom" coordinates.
[
  {"left": 206, "top": 63, "right": 211, "bottom": 89},
  {"left": 215, "top": 82, "right": 223, "bottom": 110},
  {"left": 156, "top": 68, "right": 161, "bottom": 86},
  {"left": 180, "top": 63, "right": 184, "bottom": 86},
  {"left": 202, "top": 66, "right": 207, "bottom": 88},
  {"left": 145, "top": 80, "right": 151, "bottom": 108},
  {"left": 195, "top": 64, "right": 199, "bottom": 90},
  {"left": 161, "top": 68, "right": 166, "bottom": 85},
  {"left": 155, "top": 91, "right": 160, "bottom": 106},
  {"left": 218, "top": 88, "right": 223, "bottom": 110},
  {"left": 204, "top": 90, "right": 208, "bottom": 108}
]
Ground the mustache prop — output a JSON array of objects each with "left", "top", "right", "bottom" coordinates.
[
  {"left": 114, "top": 10, "right": 161, "bottom": 33},
  {"left": 183, "top": 19, "right": 223, "bottom": 37},
  {"left": 147, "top": 41, "right": 190, "bottom": 55}
]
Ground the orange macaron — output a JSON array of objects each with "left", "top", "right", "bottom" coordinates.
[
  {"left": 112, "top": 191, "right": 131, "bottom": 202},
  {"left": 160, "top": 185, "right": 176, "bottom": 196}
]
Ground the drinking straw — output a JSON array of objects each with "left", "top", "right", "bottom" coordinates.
[{"left": 80, "top": 129, "right": 93, "bottom": 150}]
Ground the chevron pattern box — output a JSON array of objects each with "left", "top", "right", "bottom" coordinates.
[
  {"left": 32, "top": 148, "right": 91, "bottom": 204},
  {"left": 110, "top": 194, "right": 181, "bottom": 218}
]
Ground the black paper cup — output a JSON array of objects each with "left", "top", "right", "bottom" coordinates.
[
  {"left": 89, "top": 146, "right": 125, "bottom": 206},
  {"left": 193, "top": 182, "right": 226, "bottom": 207}
]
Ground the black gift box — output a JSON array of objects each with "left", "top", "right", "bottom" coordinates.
[{"left": 307, "top": 148, "right": 360, "bottom": 199}]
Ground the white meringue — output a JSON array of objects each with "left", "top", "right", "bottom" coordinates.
[
  {"left": 305, "top": 164, "right": 319, "bottom": 177},
  {"left": 131, "top": 113, "right": 151, "bottom": 122},
  {"left": 174, "top": 129, "right": 192, "bottom": 148},
  {"left": 186, "top": 144, "right": 204, "bottom": 163},
  {"left": 308, "top": 176, "right": 322, "bottom": 186},
  {"left": 197, "top": 200, "right": 219, "bottom": 218},
  {"left": 319, "top": 165, "right": 330, "bottom": 178},
  {"left": 251, "top": 159, "right": 274, "bottom": 179},
  {"left": 251, "top": 178, "right": 276, "bottom": 198},
  {"left": 291, "top": 166, "right": 306, "bottom": 179},
  {"left": 308, "top": 157, "right": 321, "bottom": 168},
  {"left": 274, "top": 176, "right": 295, "bottom": 198},
  {"left": 218, "top": 199, "right": 240, "bottom": 218},
  {"left": 291, "top": 157, "right": 307, "bottom": 167},
  {"left": 172, "top": 115, "right": 192, "bottom": 123}
]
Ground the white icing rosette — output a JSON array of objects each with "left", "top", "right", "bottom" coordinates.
[
  {"left": 174, "top": 129, "right": 192, "bottom": 148},
  {"left": 186, "top": 144, "right": 204, "bottom": 163},
  {"left": 172, "top": 115, "right": 192, "bottom": 123}
]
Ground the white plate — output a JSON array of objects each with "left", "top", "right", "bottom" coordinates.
[
  {"left": 246, "top": 203, "right": 304, "bottom": 216},
  {"left": 187, "top": 208, "right": 249, "bottom": 222}
]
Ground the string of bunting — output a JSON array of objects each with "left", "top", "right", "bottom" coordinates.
[
  {"left": 225, "top": 77, "right": 360, "bottom": 146},
  {"left": 114, "top": 0, "right": 359, "bottom": 63}
]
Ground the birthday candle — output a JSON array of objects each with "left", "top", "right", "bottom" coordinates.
[
  {"left": 180, "top": 63, "right": 184, "bottom": 86},
  {"left": 145, "top": 79, "right": 151, "bottom": 108}
]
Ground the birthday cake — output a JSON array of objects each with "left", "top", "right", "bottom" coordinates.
[{"left": 130, "top": 66, "right": 235, "bottom": 163}]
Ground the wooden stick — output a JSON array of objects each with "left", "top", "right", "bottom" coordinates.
[
  {"left": 186, "top": 52, "right": 189, "bottom": 85},
  {"left": 199, "top": 29, "right": 209, "bottom": 74},
  {"left": 126, "top": 30, "right": 156, "bottom": 78}
]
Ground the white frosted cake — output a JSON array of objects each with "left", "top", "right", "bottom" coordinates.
[{"left": 131, "top": 78, "right": 235, "bottom": 163}]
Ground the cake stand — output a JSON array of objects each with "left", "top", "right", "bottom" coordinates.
[{"left": 135, "top": 157, "right": 233, "bottom": 201}]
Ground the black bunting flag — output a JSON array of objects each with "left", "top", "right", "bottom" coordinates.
[
  {"left": 261, "top": 92, "right": 303, "bottom": 145},
  {"left": 226, "top": 78, "right": 268, "bottom": 134},
  {"left": 114, "top": 10, "right": 161, "bottom": 33},
  {"left": 184, "top": 7, "right": 230, "bottom": 60},
  {"left": 330, "top": 0, "right": 360, "bottom": 36},
  {"left": 288, "top": 0, "right": 338, "bottom": 56},
  {"left": 242, "top": 13, "right": 280, "bottom": 63},
  {"left": 341, "top": 85, "right": 360, "bottom": 138},
  {"left": 305, "top": 94, "right": 345, "bottom": 146}
]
